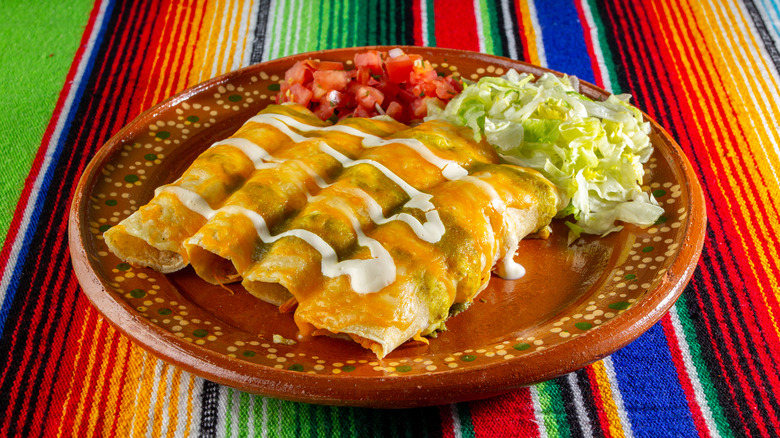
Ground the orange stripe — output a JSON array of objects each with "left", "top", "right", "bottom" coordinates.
[
  {"left": 55, "top": 310, "right": 99, "bottom": 437},
  {"left": 591, "top": 360, "right": 627, "bottom": 438},
  {"left": 111, "top": 346, "right": 150, "bottom": 436},
  {"left": 70, "top": 317, "right": 109, "bottom": 436},
  {"left": 100, "top": 334, "right": 132, "bottom": 437},
  {"left": 652, "top": 0, "right": 780, "bottom": 336},
  {"left": 163, "top": 367, "right": 185, "bottom": 438},
  {"left": 516, "top": 0, "right": 540, "bottom": 65}
]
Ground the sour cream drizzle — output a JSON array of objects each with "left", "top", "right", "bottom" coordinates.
[{"left": 163, "top": 113, "right": 525, "bottom": 292}]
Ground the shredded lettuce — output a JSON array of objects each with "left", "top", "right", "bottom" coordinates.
[{"left": 427, "top": 69, "right": 664, "bottom": 241}]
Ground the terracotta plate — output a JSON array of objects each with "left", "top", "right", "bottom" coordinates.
[{"left": 69, "top": 46, "right": 706, "bottom": 408}]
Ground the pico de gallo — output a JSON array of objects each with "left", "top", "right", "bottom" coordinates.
[{"left": 274, "top": 48, "right": 463, "bottom": 124}]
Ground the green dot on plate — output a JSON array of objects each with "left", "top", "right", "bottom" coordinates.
[
  {"left": 156, "top": 131, "right": 170, "bottom": 139},
  {"left": 99, "top": 224, "right": 111, "bottom": 232},
  {"left": 105, "top": 199, "right": 117, "bottom": 206},
  {"left": 652, "top": 189, "right": 666, "bottom": 198},
  {"left": 267, "top": 83, "right": 281, "bottom": 91},
  {"left": 144, "top": 153, "right": 158, "bottom": 161},
  {"left": 124, "top": 174, "right": 139, "bottom": 183},
  {"left": 193, "top": 329, "right": 208, "bottom": 338},
  {"left": 575, "top": 322, "right": 593, "bottom": 330},
  {"left": 288, "top": 364, "right": 304, "bottom": 371},
  {"left": 655, "top": 216, "right": 668, "bottom": 225},
  {"left": 242, "top": 351, "right": 256, "bottom": 357},
  {"left": 116, "top": 263, "right": 131, "bottom": 271},
  {"left": 186, "top": 115, "right": 199, "bottom": 123},
  {"left": 513, "top": 343, "right": 531, "bottom": 351},
  {"left": 609, "top": 301, "right": 631, "bottom": 310},
  {"left": 228, "top": 94, "right": 242, "bottom": 102},
  {"left": 460, "top": 355, "right": 476, "bottom": 362},
  {"left": 342, "top": 365, "right": 356, "bottom": 372},
  {"left": 157, "top": 308, "right": 172, "bottom": 315},
  {"left": 642, "top": 246, "right": 654, "bottom": 253},
  {"left": 129, "top": 289, "right": 146, "bottom": 298},
  {"left": 625, "top": 274, "right": 637, "bottom": 280},
  {"left": 396, "top": 365, "right": 412, "bottom": 373}
]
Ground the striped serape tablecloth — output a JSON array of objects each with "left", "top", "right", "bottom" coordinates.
[{"left": 2, "top": 0, "right": 779, "bottom": 436}]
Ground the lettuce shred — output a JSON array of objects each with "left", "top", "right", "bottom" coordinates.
[{"left": 427, "top": 69, "right": 664, "bottom": 241}]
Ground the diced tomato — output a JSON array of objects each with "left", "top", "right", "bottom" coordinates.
[
  {"left": 354, "top": 51, "right": 384, "bottom": 75},
  {"left": 274, "top": 49, "right": 464, "bottom": 123},
  {"left": 385, "top": 55, "right": 415, "bottom": 84},
  {"left": 312, "top": 70, "right": 350, "bottom": 99},
  {"left": 288, "top": 83, "right": 313, "bottom": 107},
  {"left": 351, "top": 84, "right": 384, "bottom": 109},
  {"left": 285, "top": 61, "right": 313, "bottom": 85},
  {"left": 385, "top": 101, "right": 404, "bottom": 120}
]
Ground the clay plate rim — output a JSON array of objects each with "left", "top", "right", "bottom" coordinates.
[{"left": 69, "top": 46, "right": 706, "bottom": 408}]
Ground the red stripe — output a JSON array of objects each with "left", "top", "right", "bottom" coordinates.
[
  {"left": 469, "top": 388, "right": 540, "bottom": 437},
  {"left": 412, "top": 0, "right": 424, "bottom": 45},
  {"left": 182, "top": 0, "right": 211, "bottom": 87},
  {"left": 583, "top": 366, "right": 616, "bottom": 438},
  {"left": 432, "top": 0, "right": 480, "bottom": 51},
  {"left": 661, "top": 315, "right": 711, "bottom": 438},
  {"left": 438, "top": 404, "right": 456, "bottom": 438},
  {"left": 512, "top": 0, "right": 531, "bottom": 62},
  {"left": 572, "top": 0, "right": 605, "bottom": 89},
  {"left": 633, "top": 0, "right": 780, "bottom": 421}
]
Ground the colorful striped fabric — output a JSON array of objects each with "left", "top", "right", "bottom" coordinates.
[{"left": 1, "top": 0, "right": 778, "bottom": 436}]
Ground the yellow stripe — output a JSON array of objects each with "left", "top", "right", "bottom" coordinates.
[
  {"left": 139, "top": 0, "right": 178, "bottom": 107},
  {"left": 54, "top": 310, "right": 99, "bottom": 437},
  {"left": 193, "top": 0, "right": 223, "bottom": 82},
  {"left": 164, "top": 367, "right": 185, "bottom": 438},
  {"left": 517, "top": 0, "right": 540, "bottom": 65},
  {"left": 112, "top": 347, "right": 151, "bottom": 436},
  {"left": 148, "top": 0, "right": 189, "bottom": 106},
  {"left": 70, "top": 317, "right": 109, "bottom": 436},
  {"left": 591, "top": 361, "right": 627, "bottom": 438},
  {"left": 129, "top": 353, "right": 162, "bottom": 438},
  {"left": 150, "top": 364, "right": 172, "bottom": 437},
  {"left": 100, "top": 335, "right": 132, "bottom": 436},
  {"left": 181, "top": 1, "right": 207, "bottom": 90},
  {"left": 651, "top": 0, "right": 780, "bottom": 337}
]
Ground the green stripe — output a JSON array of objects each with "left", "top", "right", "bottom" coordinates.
[
  {"left": 252, "top": 396, "right": 266, "bottom": 437},
  {"left": 225, "top": 388, "right": 235, "bottom": 436},
  {"left": 673, "top": 296, "right": 736, "bottom": 438},
  {"left": 477, "top": 0, "right": 498, "bottom": 55},
  {"left": 585, "top": 0, "right": 621, "bottom": 93},
  {"left": 0, "top": 0, "right": 92, "bottom": 244},
  {"left": 237, "top": 391, "right": 251, "bottom": 437},
  {"left": 456, "top": 403, "right": 476, "bottom": 437},
  {"left": 536, "top": 381, "right": 572, "bottom": 438},
  {"left": 425, "top": 0, "right": 436, "bottom": 46}
]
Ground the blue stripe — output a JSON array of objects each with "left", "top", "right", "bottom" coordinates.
[
  {"left": 610, "top": 322, "right": 699, "bottom": 438},
  {"left": 0, "top": 0, "right": 115, "bottom": 333},
  {"left": 533, "top": 0, "right": 595, "bottom": 84}
]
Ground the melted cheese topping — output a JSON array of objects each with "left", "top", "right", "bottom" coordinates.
[{"left": 166, "top": 113, "right": 527, "bottom": 293}]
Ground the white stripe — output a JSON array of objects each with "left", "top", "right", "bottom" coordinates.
[
  {"left": 473, "top": 0, "right": 487, "bottom": 53},
  {"left": 526, "top": 0, "right": 548, "bottom": 66},
  {"left": 144, "top": 360, "right": 167, "bottom": 438},
  {"left": 215, "top": 385, "right": 230, "bottom": 436},
  {"left": 216, "top": 0, "right": 237, "bottom": 77},
  {"left": 260, "top": 397, "right": 269, "bottom": 438},
  {"left": 232, "top": 0, "right": 255, "bottom": 71},
  {"left": 578, "top": 0, "right": 614, "bottom": 92},
  {"left": 700, "top": 0, "right": 780, "bottom": 185},
  {"left": 242, "top": 0, "right": 261, "bottom": 66},
  {"left": 261, "top": 0, "right": 277, "bottom": 62},
  {"left": 500, "top": 0, "right": 519, "bottom": 60},
  {"left": 292, "top": 0, "right": 304, "bottom": 54},
  {"left": 0, "top": 0, "right": 109, "bottom": 307},
  {"left": 530, "top": 386, "right": 549, "bottom": 438},
  {"left": 566, "top": 373, "right": 594, "bottom": 438},
  {"left": 199, "top": 0, "right": 222, "bottom": 81},
  {"left": 155, "top": 365, "right": 176, "bottom": 437},
  {"left": 449, "top": 404, "right": 463, "bottom": 438},
  {"left": 172, "top": 374, "right": 195, "bottom": 438},
  {"left": 420, "top": 0, "right": 430, "bottom": 46},
  {"left": 669, "top": 307, "right": 722, "bottom": 437},
  {"left": 602, "top": 357, "right": 635, "bottom": 438}
]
